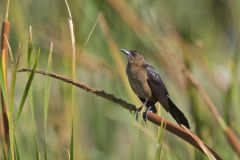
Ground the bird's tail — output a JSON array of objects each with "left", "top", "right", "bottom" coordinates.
[{"left": 168, "top": 98, "right": 190, "bottom": 129}]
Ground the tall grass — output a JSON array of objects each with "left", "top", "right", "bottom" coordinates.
[{"left": 0, "top": 0, "right": 240, "bottom": 159}]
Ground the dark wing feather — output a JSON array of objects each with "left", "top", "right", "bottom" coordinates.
[
  {"left": 146, "top": 64, "right": 170, "bottom": 112},
  {"left": 146, "top": 64, "right": 190, "bottom": 128}
]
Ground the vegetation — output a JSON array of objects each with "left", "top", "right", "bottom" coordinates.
[{"left": 0, "top": 0, "right": 239, "bottom": 159}]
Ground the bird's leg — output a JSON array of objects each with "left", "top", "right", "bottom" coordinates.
[
  {"left": 134, "top": 99, "right": 148, "bottom": 120},
  {"left": 143, "top": 106, "right": 153, "bottom": 122}
]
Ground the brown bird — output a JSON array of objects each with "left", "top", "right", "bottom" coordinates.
[{"left": 121, "top": 49, "right": 190, "bottom": 129}]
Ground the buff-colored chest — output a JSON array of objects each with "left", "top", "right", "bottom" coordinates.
[{"left": 126, "top": 64, "right": 152, "bottom": 98}]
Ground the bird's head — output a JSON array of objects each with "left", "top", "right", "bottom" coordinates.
[{"left": 120, "top": 49, "right": 145, "bottom": 66}]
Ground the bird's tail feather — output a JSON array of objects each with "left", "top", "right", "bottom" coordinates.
[{"left": 168, "top": 98, "right": 190, "bottom": 129}]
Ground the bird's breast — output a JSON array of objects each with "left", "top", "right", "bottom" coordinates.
[{"left": 126, "top": 64, "right": 152, "bottom": 98}]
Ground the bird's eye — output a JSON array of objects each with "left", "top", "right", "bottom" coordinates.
[{"left": 131, "top": 52, "right": 136, "bottom": 57}]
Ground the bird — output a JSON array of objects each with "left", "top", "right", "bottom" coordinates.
[{"left": 120, "top": 49, "right": 190, "bottom": 129}]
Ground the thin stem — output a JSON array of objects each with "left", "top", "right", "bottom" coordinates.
[
  {"left": 18, "top": 68, "right": 222, "bottom": 160},
  {"left": 5, "top": 0, "right": 10, "bottom": 20}
]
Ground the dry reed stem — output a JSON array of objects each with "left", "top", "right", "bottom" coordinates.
[
  {"left": 1, "top": 20, "right": 10, "bottom": 148},
  {"left": 174, "top": 27, "right": 240, "bottom": 157},
  {"left": 18, "top": 68, "right": 222, "bottom": 160},
  {"left": 184, "top": 68, "right": 240, "bottom": 156}
]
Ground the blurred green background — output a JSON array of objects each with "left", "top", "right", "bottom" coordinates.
[{"left": 0, "top": 0, "right": 240, "bottom": 159}]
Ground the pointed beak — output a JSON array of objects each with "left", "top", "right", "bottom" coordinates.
[{"left": 120, "top": 49, "right": 131, "bottom": 56}]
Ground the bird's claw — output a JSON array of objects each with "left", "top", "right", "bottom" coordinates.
[
  {"left": 133, "top": 106, "right": 143, "bottom": 120},
  {"left": 143, "top": 112, "right": 147, "bottom": 123},
  {"left": 143, "top": 106, "right": 153, "bottom": 123}
]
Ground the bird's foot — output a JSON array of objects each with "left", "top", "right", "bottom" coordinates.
[
  {"left": 133, "top": 106, "right": 143, "bottom": 120},
  {"left": 143, "top": 106, "right": 154, "bottom": 123}
]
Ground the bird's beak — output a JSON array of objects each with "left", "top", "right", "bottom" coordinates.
[{"left": 120, "top": 49, "right": 131, "bottom": 56}]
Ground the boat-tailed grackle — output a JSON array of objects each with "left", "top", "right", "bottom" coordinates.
[{"left": 120, "top": 49, "right": 190, "bottom": 129}]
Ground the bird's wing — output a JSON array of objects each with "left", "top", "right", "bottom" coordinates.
[
  {"left": 146, "top": 64, "right": 170, "bottom": 112},
  {"left": 145, "top": 64, "right": 190, "bottom": 128}
]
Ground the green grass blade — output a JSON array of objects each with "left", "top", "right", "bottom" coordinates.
[
  {"left": 154, "top": 118, "right": 166, "bottom": 160},
  {"left": 44, "top": 139, "right": 47, "bottom": 160},
  {"left": 27, "top": 26, "right": 33, "bottom": 67},
  {"left": 34, "top": 136, "right": 39, "bottom": 160},
  {"left": 224, "top": 50, "right": 240, "bottom": 127},
  {"left": 43, "top": 42, "right": 53, "bottom": 160},
  {"left": 9, "top": 46, "right": 21, "bottom": 119},
  {"left": 15, "top": 49, "right": 40, "bottom": 123},
  {"left": 30, "top": 85, "right": 40, "bottom": 160},
  {"left": 7, "top": 46, "right": 22, "bottom": 160},
  {"left": 8, "top": 150, "right": 11, "bottom": 160},
  {"left": 14, "top": 135, "right": 20, "bottom": 160},
  {"left": 26, "top": 29, "right": 40, "bottom": 160},
  {"left": 64, "top": 1, "right": 76, "bottom": 159}
]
